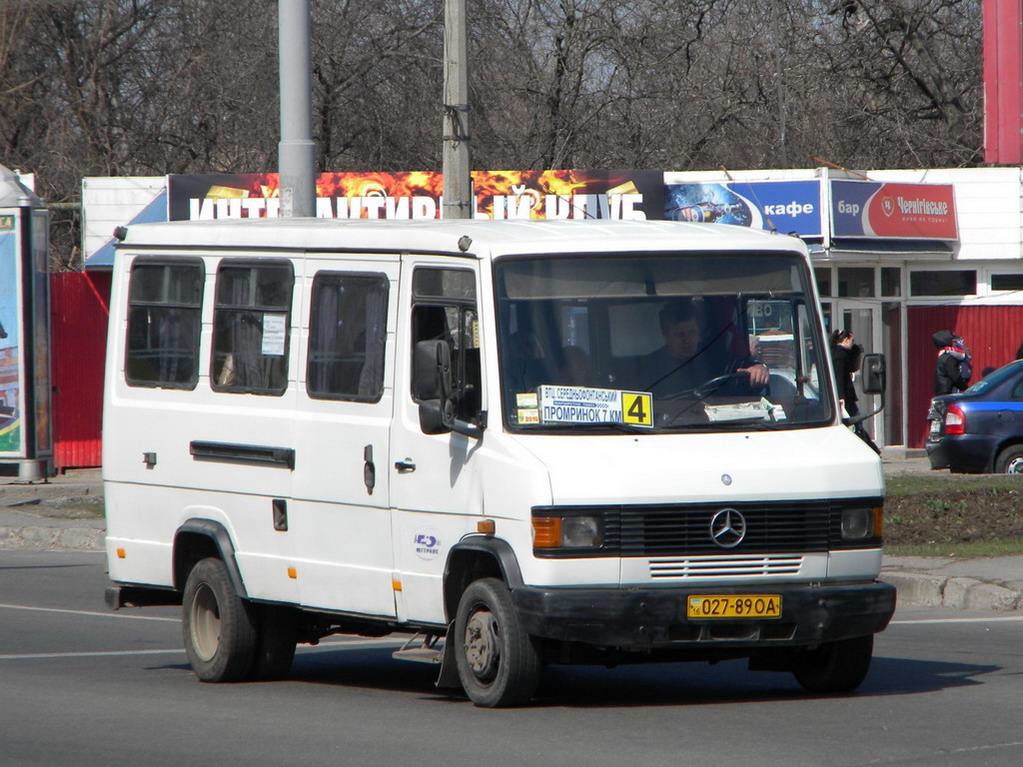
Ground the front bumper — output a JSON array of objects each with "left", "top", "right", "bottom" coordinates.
[{"left": 512, "top": 580, "right": 896, "bottom": 649}]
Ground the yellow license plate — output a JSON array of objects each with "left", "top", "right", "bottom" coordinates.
[{"left": 687, "top": 594, "right": 782, "bottom": 619}]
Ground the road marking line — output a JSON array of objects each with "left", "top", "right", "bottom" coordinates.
[
  {"left": 891, "top": 615, "right": 1023, "bottom": 625},
  {"left": 0, "top": 649, "right": 185, "bottom": 660},
  {"left": 0, "top": 637, "right": 405, "bottom": 662},
  {"left": 0, "top": 602, "right": 179, "bottom": 622},
  {"left": 867, "top": 739, "right": 1023, "bottom": 764}
]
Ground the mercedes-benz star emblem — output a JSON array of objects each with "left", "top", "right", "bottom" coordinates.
[{"left": 710, "top": 508, "right": 747, "bottom": 548}]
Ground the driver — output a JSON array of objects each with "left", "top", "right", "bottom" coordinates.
[{"left": 638, "top": 299, "right": 769, "bottom": 396}]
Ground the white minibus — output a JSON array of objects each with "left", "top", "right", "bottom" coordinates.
[{"left": 103, "top": 218, "right": 894, "bottom": 707}]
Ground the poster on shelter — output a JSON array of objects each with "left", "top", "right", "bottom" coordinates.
[
  {"left": 167, "top": 170, "right": 663, "bottom": 222},
  {"left": 0, "top": 218, "right": 23, "bottom": 455}
]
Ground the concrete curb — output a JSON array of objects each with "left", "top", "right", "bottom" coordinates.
[
  {"left": 880, "top": 571, "right": 1023, "bottom": 611},
  {"left": 0, "top": 524, "right": 105, "bottom": 552}
]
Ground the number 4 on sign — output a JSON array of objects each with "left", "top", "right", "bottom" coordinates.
[{"left": 622, "top": 392, "right": 653, "bottom": 427}]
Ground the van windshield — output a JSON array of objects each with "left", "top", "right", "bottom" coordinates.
[{"left": 494, "top": 251, "right": 833, "bottom": 433}]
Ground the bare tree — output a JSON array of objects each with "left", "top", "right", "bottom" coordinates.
[{"left": 0, "top": 0, "right": 985, "bottom": 267}]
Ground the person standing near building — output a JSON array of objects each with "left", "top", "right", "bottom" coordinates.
[
  {"left": 830, "top": 329, "right": 861, "bottom": 417},
  {"left": 831, "top": 329, "right": 879, "bottom": 453},
  {"left": 932, "top": 330, "right": 971, "bottom": 395}
]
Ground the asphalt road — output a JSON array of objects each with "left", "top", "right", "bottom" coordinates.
[{"left": 2, "top": 550, "right": 1022, "bottom": 767}]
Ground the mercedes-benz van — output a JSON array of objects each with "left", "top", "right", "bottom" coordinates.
[{"left": 103, "top": 218, "right": 894, "bottom": 707}]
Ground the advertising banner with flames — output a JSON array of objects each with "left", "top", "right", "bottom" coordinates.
[{"left": 167, "top": 170, "right": 664, "bottom": 222}]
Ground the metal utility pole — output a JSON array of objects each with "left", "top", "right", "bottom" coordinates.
[
  {"left": 278, "top": 0, "right": 316, "bottom": 217},
  {"left": 443, "top": 0, "right": 472, "bottom": 219}
]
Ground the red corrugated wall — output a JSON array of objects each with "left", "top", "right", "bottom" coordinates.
[
  {"left": 50, "top": 271, "right": 110, "bottom": 470},
  {"left": 907, "top": 305, "right": 1023, "bottom": 448}
]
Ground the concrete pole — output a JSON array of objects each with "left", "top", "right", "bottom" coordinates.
[
  {"left": 278, "top": 0, "right": 316, "bottom": 217},
  {"left": 443, "top": 0, "right": 472, "bottom": 219}
]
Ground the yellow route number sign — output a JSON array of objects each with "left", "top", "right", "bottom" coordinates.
[{"left": 621, "top": 391, "right": 653, "bottom": 427}]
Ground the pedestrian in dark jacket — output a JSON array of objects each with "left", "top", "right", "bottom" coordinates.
[
  {"left": 932, "top": 329, "right": 971, "bottom": 395},
  {"left": 831, "top": 329, "right": 879, "bottom": 453},
  {"left": 830, "top": 329, "right": 861, "bottom": 416}
]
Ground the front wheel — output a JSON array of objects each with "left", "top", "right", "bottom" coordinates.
[
  {"left": 792, "top": 634, "right": 873, "bottom": 694},
  {"left": 995, "top": 445, "right": 1023, "bottom": 474},
  {"left": 182, "top": 557, "right": 257, "bottom": 682},
  {"left": 454, "top": 578, "right": 541, "bottom": 707}
]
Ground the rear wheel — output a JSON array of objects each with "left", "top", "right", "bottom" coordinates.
[
  {"left": 995, "top": 445, "right": 1023, "bottom": 474},
  {"left": 792, "top": 634, "right": 873, "bottom": 694},
  {"left": 248, "top": 605, "right": 297, "bottom": 681},
  {"left": 454, "top": 578, "right": 541, "bottom": 707},
  {"left": 182, "top": 557, "right": 257, "bottom": 682}
]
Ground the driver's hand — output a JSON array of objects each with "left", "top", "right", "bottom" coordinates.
[{"left": 740, "top": 363, "right": 770, "bottom": 386}]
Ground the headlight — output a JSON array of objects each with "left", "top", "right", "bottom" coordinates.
[
  {"left": 532, "top": 514, "right": 603, "bottom": 549},
  {"left": 841, "top": 506, "right": 883, "bottom": 541}
]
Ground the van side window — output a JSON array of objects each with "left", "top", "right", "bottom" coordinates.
[
  {"left": 211, "top": 261, "right": 294, "bottom": 395},
  {"left": 411, "top": 268, "right": 480, "bottom": 421},
  {"left": 307, "top": 272, "right": 389, "bottom": 402},
  {"left": 125, "top": 260, "right": 204, "bottom": 389}
]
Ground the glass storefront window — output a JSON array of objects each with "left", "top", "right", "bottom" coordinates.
[
  {"left": 814, "top": 267, "right": 831, "bottom": 297},
  {"left": 881, "top": 267, "right": 901, "bottom": 297},
  {"left": 837, "top": 267, "right": 875, "bottom": 297},
  {"left": 910, "top": 270, "right": 977, "bottom": 296}
]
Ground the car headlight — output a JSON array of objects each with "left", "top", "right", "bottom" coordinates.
[
  {"left": 841, "top": 506, "right": 883, "bottom": 541},
  {"left": 532, "top": 513, "right": 603, "bottom": 549}
]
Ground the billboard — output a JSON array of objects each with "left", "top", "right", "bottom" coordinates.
[
  {"left": 166, "top": 170, "right": 664, "bottom": 222},
  {"left": 663, "top": 178, "right": 823, "bottom": 236},
  {"left": 830, "top": 180, "right": 958, "bottom": 240}
]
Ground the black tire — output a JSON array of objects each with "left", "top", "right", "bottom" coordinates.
[
  {"left": 248, "top": 605, "right": 297, "bottom": 681},
  {"left": 792, "top": 634, "right": 874, "bottom": 694},
  {"left": 182, "top": 557, "right": 257, "bottom": 683},
  {"left": 454, "top": 578, "right": 541, "bottom": 707},
  {"left": 995, "top": 445, "right": 1023, "bottom": 474}
]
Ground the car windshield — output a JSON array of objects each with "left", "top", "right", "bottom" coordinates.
[{"left": 494, "top": 251, "right": 833, "bottom": 433}]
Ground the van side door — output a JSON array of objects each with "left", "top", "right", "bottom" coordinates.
[{"left": 289, "top": 256, "right": 399, "bottom": 618}]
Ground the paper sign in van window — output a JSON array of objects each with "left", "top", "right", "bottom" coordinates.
[
  {"left": 537, "top": 385, "right": 653, "bottom": 427},
  {"left": 261, "top": 313, "right": 287, "bottom": 356}
]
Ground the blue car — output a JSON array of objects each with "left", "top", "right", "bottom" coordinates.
[{"left": 927, "top": 360, "right": 1023, "bottom": 473}]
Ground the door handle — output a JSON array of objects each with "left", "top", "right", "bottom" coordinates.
[
  {"left": 394, "top": 458, "right": 416, "bottom": 473},
  {"left": 364, "top": 444, "right": 376, "bottom": 495}
]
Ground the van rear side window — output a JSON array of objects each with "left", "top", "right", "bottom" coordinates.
[
  {"left": 307, "top": 272, "right": 389, "bottom": 402},
  {"left": 211, "top": 260, "right": 294, "bottom": 395},
  {"left": 125, "top": 260, "right": 204, "bottom": 389}
]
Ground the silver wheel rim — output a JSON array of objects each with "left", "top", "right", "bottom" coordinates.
[
  {"left": 190, "top": 582, "right": 221, "bottom": 662},
  {"left": 463, "top": 609, "right": 500, "bottom": 683},
  {"left": 1007, "top": 456, "right": 1023, "bottom": 474}
]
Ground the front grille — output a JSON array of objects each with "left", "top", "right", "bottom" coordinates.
[
  {"left": 648, "top": 554, "right": 803, "bottom": 579},
  {"left": 532, "top": 497, "right": 881, "bottom": 558},
  {"left": 611, "top": 501, "right": 833, "bottom": 556}
]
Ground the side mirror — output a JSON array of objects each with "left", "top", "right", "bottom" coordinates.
[
  {"left": 414, "top": 340, "right": 454, "bottom": 434},
  {"left": 413, "top": 339, "right": 452, "bottom": 401},
  {"left": 845, "top": 352, "right": 886, "bottom": 426},
  {"left": 860, "top": 353, "right": 886, "bottom": 395},
  {"left": 412, "top": 339, "right": 486, "bottom": 439}
]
